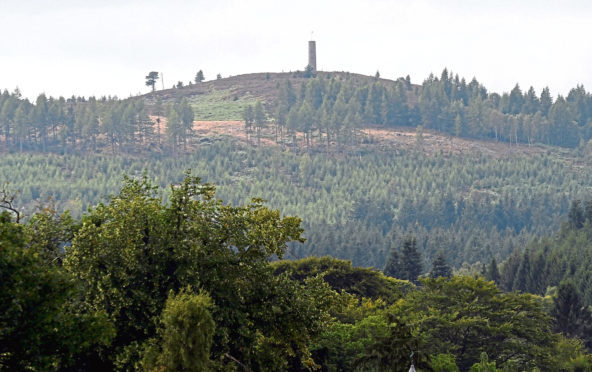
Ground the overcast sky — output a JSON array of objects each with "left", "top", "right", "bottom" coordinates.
[{"left": 1, "top": 0, "right": 591, "bottom": 100}]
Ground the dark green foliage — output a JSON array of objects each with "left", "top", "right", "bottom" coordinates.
[
  {"left": 3, "top": 187, "right": 592, "bottom": 370},
  {"left": 195, "top": 70, "right": 204, "bottom": 83},
  {"left": 383, "top": 243, "right": 402, "bottom": 279},
  {"left": 513, "top": 248, "right": 532, "bottom": 292},
  {"left": 551, "top": 280, "right": 592, "bottom": 350},
  {"left": 485, "top": 258, "right": 500, "bottom": 285},
  {"left": 354, "top": 312, "right": 431, "bottom": 372},
  {"left": 384, "top": 236, "right": 424, "bottom": 283},
  {"left": 569, "top": 199, "right": 586, "bottom": 229},
  {"left": 431, "top": 353, "right": 459, "bottom": 372},
  {"left": 273, "top": 256, "right": 412, "bottom": 302},
  {"left": 401, "top": 277, "right": 558, "bottom": 371},
  {"left": 430, "top": 251, "right": 452, "bottom": 278},
  {"left": 145, "top": 71, "right": 159, "bottom": 92},
  {"left": 499, "top": 199, "right": 592, "bottom": 305},
  {"left": 3, "top": 137, "right": 590, "bottom": 273},
  {"left": 0, "top": 212, "right": 113, "bottom": 371},
  {"left": 400, "top": 236, "right": 423, "bottom": 284}
]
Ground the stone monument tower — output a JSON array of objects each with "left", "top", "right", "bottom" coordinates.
[{"left": 308, "top": 40, "right": 317, "bottom": 72}]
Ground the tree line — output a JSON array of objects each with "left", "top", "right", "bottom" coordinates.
[
  {"left": 238, "top": 70, "right": 592, "bottom": 149},
  {"left": 3, "top": 68, "right": 592, "bottom": 155},
  {"left": 0, "top": 90, "right": 194, "bottom": 154}
]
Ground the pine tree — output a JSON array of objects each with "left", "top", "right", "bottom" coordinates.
[
  {"left": 485, "top": 258, "right": 500, "bottom": 286},
  {"left": 500, "top": 250, "right": 521, "bottom": 291},
  {"left": 568, "top": 199, "right": 585, "bottom": 229},
  {"left": 585, "top": 200, "right": 592, "bottom": 225},
  {"left": 513, "top": 249, "right": 531, "bottom": 292},
  {"left": 254, "top": 101, "right": 265, "bottom": 146},
  {"left": 539, "top": 87, "right": 553, "bottom": 116},
  {"left": 429, "top": 251, "right": 452, "bottom": 278},
  {"left": 401, "top": 235, "right": 423, "bottom": 284},
  {"left": 194, "top": 70, "right": 205, "bottom": 83},
  {"left": 551, "top": 280, "right": 592, "bottom": 349},
  {"left": 383, "top": 244, "right": 401, "bottom": 278}
]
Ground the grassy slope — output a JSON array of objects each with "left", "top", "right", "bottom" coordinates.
[{"left": 141, "top": 71, "right": 415, "bottom": 121}]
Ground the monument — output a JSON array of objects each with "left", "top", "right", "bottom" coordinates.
[{"left": 308, "top": 40, "right": 317, "bottom": 73}]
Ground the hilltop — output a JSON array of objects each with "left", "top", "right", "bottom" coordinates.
[
  {"left": 142, "top": 71, "right": 418, "bottom": 121},
  {"left": 141, "top": 71, "right": 559, "bottom": 158},
  {"left": 143, "top": 71, "right": 416, "bottom": 106}
]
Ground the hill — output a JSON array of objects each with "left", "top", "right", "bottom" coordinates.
[{"left": 3, "top": 68, "right": 592, "bottom": 273}]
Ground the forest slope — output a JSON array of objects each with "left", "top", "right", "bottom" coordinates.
[{"left": 3, "top": 69, "right": 592, "bottom": 272}]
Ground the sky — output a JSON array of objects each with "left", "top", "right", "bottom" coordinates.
[{"left": 1, "top": 0, "right": 591, "bottom": 100}]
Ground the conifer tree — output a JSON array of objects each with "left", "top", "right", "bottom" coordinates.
[
  {"left": 568, "top": 199, "right": 585, "bottom": 229},
  {"left": 513, "top": 249, "right": 531, "bottom": 292},
  {"left": 500, "top": 250, "right": 521, "bottom": 291},
  {"left": 485, "top": 258, "right": 500, "bottom": 286},
  {"left": 401, "top": 235, "right": 423, "bottom": 284},
  {"left": 429, "top": 251, "right": 452, "bottom": 278},
  {"left": 195, "top": 70, "right": 205, "bottom": 83},
  {"left": 254, "top": 101, "right": 265, "bottom": 146},
  {"left": 551, "top": 280, "right": 592, "bottom": 349},
  {"left": 383, "top": 245, "right": 401, "bottom": 278},
  {"left": 243, "top": 105, "right": 254, "bottom": 144}
]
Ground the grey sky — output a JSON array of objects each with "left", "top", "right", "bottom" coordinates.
[{"left": 1, "top": 0, "right": 591, "bottom": 100}]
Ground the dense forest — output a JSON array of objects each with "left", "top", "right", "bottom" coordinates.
[
  {"left": 2, "top": 174, "right": 592, "bottom": 371},
  {"left": 2, "top": 138, "right": 592, "bottom": 270}
]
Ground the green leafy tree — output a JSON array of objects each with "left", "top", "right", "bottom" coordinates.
[
  {"left": 401, "top": 276, "right": 558, "bottom": 371},
  {"left": 469, "top": 353, "right": 500, "bottom": 372},
  {"left": 384, "top": 244, "right": 402, "bottom": 278},
  {"left": 0, "top": 212, "right": 113, "bottom": 371},
  {"left": 568, "top": 199, "right": 585, "bottom": 229},
  {"left": 431, "top": 353, "right": 459, "bottom": 372},
  {"left": 63, "top": 173, "right": 330, "bottom": 370},
  {"left": 143, "top": 289, "right": 215, "bottom": 372},
  {"left": 354, "top": 310, "right": 431, "bottom": 372},
  {"left": 243, "top": 104, "right": 254, "bottom": 144},
  {"left": 166, "top": 105, "right": 182, "bottom": 154}
]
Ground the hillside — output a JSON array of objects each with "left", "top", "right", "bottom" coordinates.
[
  {"left": 143, "top": 71, "right": 557, "bottom": 158},
  {"left": 3, "top": 69, "right": 592, "bottom": 273}
]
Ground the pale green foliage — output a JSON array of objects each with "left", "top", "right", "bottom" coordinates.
[
  {"left": 431, "top": 354, "right": 459, "bottom": 372},
  {"left": 144, "top": 289, "right": 215, "bottom": 372},
  {"left": 468, "top": 353, "right": 500, "bottom": 372}
]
